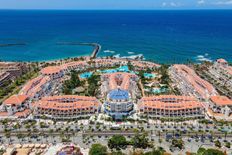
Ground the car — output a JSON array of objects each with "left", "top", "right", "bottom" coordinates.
[
  {"left": 207, "top": 135, "right": 212, "bottom": 139},
  {"left": 175, "top": 133, "right": 180, "bottom": 138}
]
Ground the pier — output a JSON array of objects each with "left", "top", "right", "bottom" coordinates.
[
  {"left": 89, "top": 43, "right": 101, "bottom": 59},
  {"left": 0, "top": 43, "right": 26, "bottom": 47},
  {"left": 57, "top": 42, "right": 101, "bottom": 59}
]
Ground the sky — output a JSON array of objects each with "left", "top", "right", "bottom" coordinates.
[{"left": 0, "top": 0, "right": 232, "bottom": 10}]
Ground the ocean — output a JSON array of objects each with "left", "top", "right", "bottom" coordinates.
[{"left": 0, "top": 10, "right": 232, "bottom": 63}]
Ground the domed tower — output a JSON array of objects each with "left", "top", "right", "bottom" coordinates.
[{"left": 104, "top": 88, "right": 134, "bottom": 120}]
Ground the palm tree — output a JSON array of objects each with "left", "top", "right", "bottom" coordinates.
[{"left": 224, "top": 131, "right": 228, "bottom": 141}]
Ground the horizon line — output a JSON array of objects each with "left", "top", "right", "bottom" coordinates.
[{"left": 0, "top": 8, "right": 232, "bottom": 11}]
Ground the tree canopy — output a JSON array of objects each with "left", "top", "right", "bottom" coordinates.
[
  {"left": 131, "top": 133, "right": 151, "bottom": 149},
  {"left": 89, "top": 143, "right": 108, "bottom": 155},
  {"left": 108, "top": 135, "right": 128, "bottom": 150}
]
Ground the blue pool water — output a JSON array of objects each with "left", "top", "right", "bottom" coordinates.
[
  {"left": 0, "top": 10, "right": 232, "bottom": 63},
  {"left": 118, "top": 66, "right": 130, "bottom": 72},
  {"left": 79, "top": 72, "right": 93, "bottom": 79},
  {"left": 100, "top": 65, "right": 133, "bottom": 73},
  {"left": 144, "top": 73, "right": 157, "bottom": 79},
  {"left": 150, "top": 87, "right": 167, "bottom": 94}
]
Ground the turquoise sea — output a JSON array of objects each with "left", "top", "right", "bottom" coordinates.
[{"left": 0, "top": 10, "right": 232, "bottom": 63}]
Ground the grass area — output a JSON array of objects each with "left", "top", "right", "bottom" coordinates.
[
  {"left": 139, "top": 64, "right": 177, "bottom": 96},
  {"left": 62, "top": 70, "right": 101, "bottom": 97}
]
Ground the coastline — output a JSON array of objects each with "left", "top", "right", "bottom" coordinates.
[
  {"left": 57, "top": 42, "right": 101, "bottom": 58},
  {"left": 0, "top": 42, "right": 101, "bottom": 63}
]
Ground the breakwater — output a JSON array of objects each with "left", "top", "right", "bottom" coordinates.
[{"left": 57, "top": 42, "right": 101, "bottom": 59}]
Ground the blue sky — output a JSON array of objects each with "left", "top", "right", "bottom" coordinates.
[{"left": 0, "top": 0, "right": 232, "bottom": 10}]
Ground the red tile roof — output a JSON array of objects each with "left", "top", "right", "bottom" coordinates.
[
  {"left": 210, "top": 96, "right": 232, "bottom": 106},
  {"left": 138, "top": 95, "right": 203, "bottom": 110},
  {"left": 14, "top": 109, "right": 31, "bottom": 118},
  {"left": 41, "top": 66, "right": 63, "bottom": 75},
  {"left": 3, "top": 95, "right": 28, "bottom": 105}
]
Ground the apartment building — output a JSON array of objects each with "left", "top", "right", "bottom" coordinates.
[
  {"left": 169, "top": 64, "right": 217, "bottom": 100},
  {"left": 101, "top": 72, "right": 139, "bottom": 99},
  {"left": 138, "top": 95, "right": 204, "bottom": 119},
  {"left": 32, "top": 95, "right": 101, "bottom": 120},
  {"left": 20, "top": 76, "right": 51, "bottom": 99},
  {"left": 207, "top": 96, "right": 232, "bottom": 121},
  {"left": 208, "top": 59, "right": 232, "bottom": 94},
  {"left": 0, "top": 62, "right": 28, "bottom": 87},
  {"left": 104, "top": 89, "right": 134, "bottom": 119},
  {"left": 0, "top": 71, "right": 11, "bottom": 87},
  {"left": 0, "top": 95, "right": 31, "bottom": 118}
]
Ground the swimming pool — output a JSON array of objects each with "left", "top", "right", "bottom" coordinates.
[
  {"left": 118, "top": 65, "right": 130, "bottom": 72},
  {"left": 79, "top": 72, "right": 93, "bottom": 79},
  {"left": 100, "top": 65, "right": 135, "bottom": 74},
  {"left": 152, "top": 87, "right": 166, "bottom": 94},
  {"left": 144, "top": 73, "right": 156, "bottom": 79}
]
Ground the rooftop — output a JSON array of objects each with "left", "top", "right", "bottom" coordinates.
[
  {"left": 210, "top": 96, "right": 232, "bottom": 106},
  {"left": 139, "top": 95, "right": 203, "bottom": 110},
  {"left": 3, "top": 95, "right": 28, "bottom": 105},
  {"left": 108, "top": 89, "right": 129, "bottom": 100},
  {"left": 41, "top": 66, "right": 63, "bottom": 75}
]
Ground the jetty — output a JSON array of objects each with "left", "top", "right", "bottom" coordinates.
[
  {"left": 0, "top": 43, "right": 26, "bottom": 47},
  {"left": 89, "top": 43, "right": 101, "bottom": 58},
  {"left": 57, "top": 42, "right": 101, "bottom": 59}
]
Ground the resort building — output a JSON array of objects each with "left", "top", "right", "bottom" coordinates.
[
  {"left": 0, "top": 71, "right": 11, "bottom": 87},
  {"left": 104, "top": 89, "right": 134, "bottom": 119},
  {"left": 0, "top": 95, "right": 31, "bottom": 118},
  {"left": 32, "top": 95, "right": 101, "bottom": 120},
  {"left": 138, "top": 95, "right": 204, "bottom": 119},
  {"left": 20, "top": 76, "right": 51, "bottom": 99},
  {"left": 41, "top": 66, "right": 64, "bottom": 79},
  {"left": 169, "top": 64, "right": 217, "bottom": 100},
  {"left": 92, "top": 58, "right": 160, "bottom": 70},
  {"left": 41, "top": 61, "right": 90, "bottom": 76},
  {"left": 208, "top": 59, "right": 232, "bottom": 96},
  {"left": 206, "top": 96, "right": 232, "bottom": 121},
  {"left": 101, "top": 72, "right": 139, "bottom": 99},
  {"left": 93, "top": 58, "right": 128, "bottom": 68},
  {"left": 101, "top": 72, "right": 139, "bottom": 119},
  {"left": 131, "top": 60, "right": 160, "bottom": 70},
  {"left": 62, "top": 61, "right": 90, "bottom": 72},
  {"left": 0, "top": 62, "right": 28, "bottom": 87},
  {"left": 0, "top": 62, "right": 27, "bottom": 79}
]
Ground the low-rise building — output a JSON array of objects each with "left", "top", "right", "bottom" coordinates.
[
  {"left": 104, "top": 89, "right": 134, "bottom": 119},
  {"left": 138, "top": 95, "right": 204, "bottom": 119},
  {"left": 169, "top": 64, "right": 217, "bottom": 100},
  {"left": 208, "top": 59, "right": 232, "bottom": 96},
  {"left": 0, "top": 62, "right": 27, "bottom": 78},
  {"left": 101, "top": 72, "right": 139, "bottom": 99},
  {"left": 0, "top": 95, "right": 31, "bottom": 118},
  {"left": 101, "top": 72, "right": 139, "bottom": 119},
  {"left": 20, "top": 76, "right": 51, "bottom": 99},
  {"left": 32, "top": 95, "right": 101, "bottom": 120},
  {"left": 207, "top": 96, "right": 232, "bottom": 121},
  {"left": 0, "top": 71, "right": 11, "bottom": 87},
  {"left": 40, "top": 66, "right": 64, "bottom": 79},
  {"left": 0, "top": 62, "right": 28, "bottom": 87}
]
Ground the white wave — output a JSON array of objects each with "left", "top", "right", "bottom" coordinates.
[
  {"left": 103, "top": 50, "right": 115, "bottom": 54},
  {"left": 113, "top": 54, "right": 121, "bottom": 58},
  {"left": 122, "top": 54, "right": 144, "bottom": 60},
  {"left": 127, "top": 51, "right": 135, "bottom": 55},
  {"left": 112, "top": 53, "right": 145, "bottom": 60},
  {"left": 196, "top": 54, "right": 212, "bottom": 62},
  {"left": 196, "top": 55, "right": 204, "bottom": 58}
]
